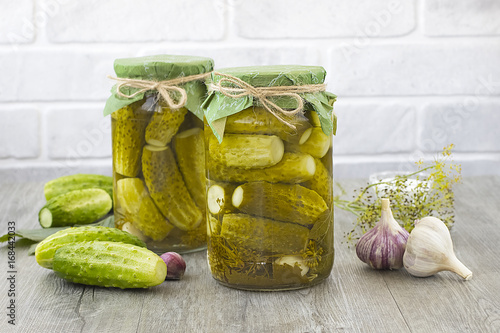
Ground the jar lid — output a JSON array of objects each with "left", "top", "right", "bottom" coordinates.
[
  {"left": 104, "top": 55, "right": 214, "bottom": 118},
  {"left": 203, "top": 65, "right": 336, "bottom": 142},
  {"left": 211, "top": 65, "right": 326, "bottom": 87},
  {"left": 114, "top": 54, "right": 214, "bottom": 80}
]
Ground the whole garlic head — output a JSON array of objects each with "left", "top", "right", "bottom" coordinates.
[
  {"left": 403, "top": 216, "right": 472, "bottom": 280},
  {"left": 356, "top": 198, "right": 409, "bottom": 270}
]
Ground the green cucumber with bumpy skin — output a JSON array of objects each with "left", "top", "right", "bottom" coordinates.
[
  {"left": 208, "top": 134, "right": 284, "bottom": 169},
  {"left": 142, "top": 145, "right": 202, "bottom": 231},
  {"left": 44, "top": 174, "right": 113, "bottom": 201},
  {"left": 174, "top": 127, "right": 206, "bottom": 212},
  {"left": 220, "top": 213, "right": 309, "bottom": 253},
  {"left": 285, "top": 127, "right": 331, "bottom": 158},
  {"left": 116, "top": 178, "right": 175, "bottom": 241},
  {"left": 145, "top": 106, "right": 187, "bottom": 147},
  {"left": 52, "top": 241, "right": 166, "bottom": 289},
  {"left": 207, "top": 152, "right": 316, "bottom": 184},
  {"left": 304, "top": 159, "right": 333, "bottom": 206},
  {"left": 39, "top": 189, "right": 112, "bottom": 228},
  {"left": 232, "top": 181, "right": 328, "bottom": 227},
  {"left": 35, "top": 226, "right": 146, "bottom": 269},
  {"left": 225, "top": 106, "right": 313, "bottom": 144}
]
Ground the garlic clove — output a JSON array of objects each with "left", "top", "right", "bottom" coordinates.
[
  {"left": 403, "top": 216, "right": 472, "bottom": 280},
  {"left": 160, "top": 252, "right": 186, "bottom": 280},
  {"left": 274, "top": 255, "right": 309, "bottom": 276},
  {"left": 355, "top": 198, "right": 409, "bottom": 270}
]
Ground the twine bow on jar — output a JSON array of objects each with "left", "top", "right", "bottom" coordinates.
[
  {"left": 108, "top": 73, "right": 211, "bottom": 109},
  {"left": 209, "top": 72, "right": 327, "bottom": 130}
]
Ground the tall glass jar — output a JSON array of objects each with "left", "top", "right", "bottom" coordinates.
[
  {"left": 103, "top": 55, "right": 214, "bottom": 254},
  {"left": 203, "top": 66, "right": 337, "bottom": 290}
]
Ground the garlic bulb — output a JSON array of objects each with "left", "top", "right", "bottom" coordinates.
[
  {"left": 403, "top": 216, "right": 472, "bottom": 280},
  {"left": 356, "top": 198, "right": 409, "bottom": 269}
]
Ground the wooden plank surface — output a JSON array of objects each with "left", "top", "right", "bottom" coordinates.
[{"left": 1, "top": 177, "right": 499, "bottom": 333}]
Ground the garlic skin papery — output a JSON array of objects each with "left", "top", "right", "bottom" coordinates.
[
  {"left": 403, "top": 216, "right": 472, "bottom": 280},
  {"left": 356, "top": 198, "right": 410, "bottom": 270}
]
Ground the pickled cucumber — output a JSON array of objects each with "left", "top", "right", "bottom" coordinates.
[
  {"left": 232, "top": 181, "right": 328, "bottom": 227},
  {"left": 174, "top": 128, "right": 206, "bottom": 211},
  {"left": 304, "top": 159, "right": 333, "bottom": 206},
  {"left": 286, "top": 127, "right": 331, "bottom": 159},
  {"left": 208, "top": 134, "right": 284, "bottom": 169},
  {"left": 225, "top": 107, "right": 313, "bottom": 144},
  {"left": 220, "top": 213, "right": 309, "bottom": 253},
  {"left": 112, "top": 104, "right": 150, "bottom": 177},
  {"left": 142, "top": 145, "right": 202, "bottom": 231},
  {"left": 145, "top": 106, "right": 187, "bottom": 147},
  {"left": 207, "top": 181, "right": 238, "bottom": 215},
  {"left": 116, "top": 178, "right": 174, "bottom": 241},
  {"left": 207, "top": 152, "right": 316, "bottom": 184}
]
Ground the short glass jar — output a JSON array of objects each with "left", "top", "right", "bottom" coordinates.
[
  {"left": 203, "top": 66, "right": 337, "bottom": 290},
  {"left": 103, "top": 55, "right": 214, "bottom": 254}
]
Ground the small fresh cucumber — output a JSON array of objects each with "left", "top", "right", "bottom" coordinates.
[
  {"left": 52, "top": 241, "right": 166, "bottom": 289},
  {"left": 38, "top": 188, "right": 112, "bottom": 228},
  {"left": 44, "top": 174, "right": 113, "bottom": 201},
  {"left": 35, "top": 226, "right": 146, "bottom": 269}
]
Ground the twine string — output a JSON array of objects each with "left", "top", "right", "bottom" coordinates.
[
  {"left": 108, "top": 72, "right": 211, "bottom": 109},
  {"left": 211, "top": 72, "right": 326, "bottom": 129}
]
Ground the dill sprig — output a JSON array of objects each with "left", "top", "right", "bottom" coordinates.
[{"left": 336, "top": 144, "right": 462, "bottom": 243}]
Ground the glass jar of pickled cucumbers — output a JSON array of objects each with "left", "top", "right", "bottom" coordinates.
[
  {"left": 103, "top": 55, "right": 214, "bottom": 254},
  {"left": 203, "top": 66, "right": 337, "bottom": 290}
]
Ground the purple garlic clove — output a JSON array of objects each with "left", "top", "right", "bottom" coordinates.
[
  {"left": 355, "top": 198, "right": 409, "bottom": 270},
  {"left": 160, "top": 252, "right": 186, "bottom": 280}
]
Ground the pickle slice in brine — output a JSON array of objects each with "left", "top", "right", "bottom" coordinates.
[
  {"left": 286, "top": 127, "right": 331, "bottom": 159},
  {"left": 116, "top": 178, "right": 174, "bottom": 241},
  {"left": 209, "top": 134, "right": 284, "bottom": 169},
  {"left": 232, "top": 181, "right": 328, "bottom": 227},
  {"left": 207, "top": 152, "right": 316, "bottom": 184},
  {"left": 142, "top": 145, "right": 202, "bottom": 231},
  {"left": 174, "top": 127, "right": 206, "bottom": 212},
  {"left": 145, "top": 106, "right": 187, "bottom": 146},
  {"left": 220, "top": 213, "right": 309, "bottom": 254},
  {"left": 207, "top": 181, "right": 239, "bottom": 215},
  {"left": 112, "top": 104, "right": 151, "bottom": 177},
  {"left": 225, "top": 106, "right": 313, "bottom": 144},
  {"left": 304, "top": 159, "right": 333, "bottom": 206}
]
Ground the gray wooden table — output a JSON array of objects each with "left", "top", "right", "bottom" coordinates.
[{"left": 1, "top": 177, "right": 499, "bottom": 333}]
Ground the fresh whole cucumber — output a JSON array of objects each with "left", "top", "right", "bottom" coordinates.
[
  {"left": 38, "top": 188, "right": 112, "bottom": 228},
  {"left": 44, "top": 174, "right": 113, "bottom": 201},
  {"left": 35, "top": 226, "right": 146, "bottom": 269},
  {"left": 52, "top": 241, "right": 167, "bottom": 289}
]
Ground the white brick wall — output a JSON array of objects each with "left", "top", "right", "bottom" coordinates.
[{"left": 0, "top": 0, "right": 498, "bottom": 181}]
